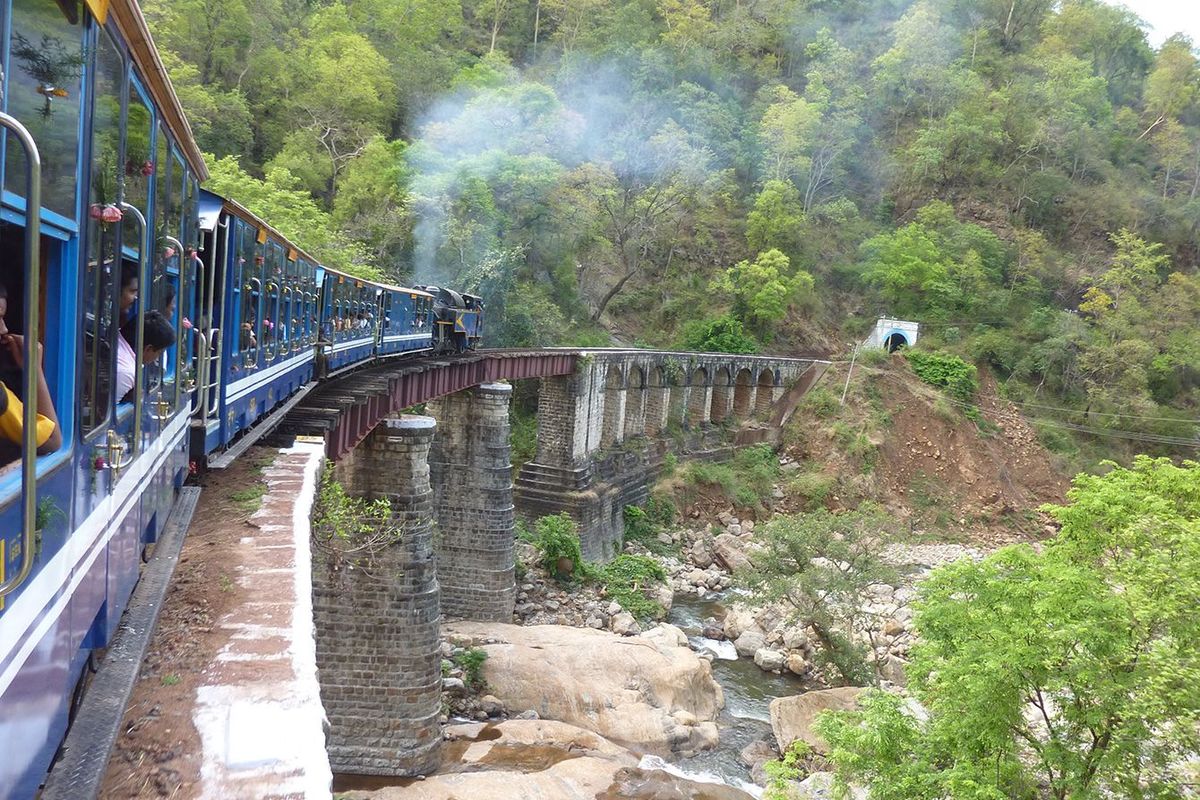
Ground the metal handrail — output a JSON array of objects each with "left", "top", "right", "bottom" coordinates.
[
  {"left": 199, "top": 217, "right": 226, "bottom": 423},
  {"left": 161, "top": 235, "right": 186, "bottom": 415},
  {"left": 243, "top": 276, "right": 261, "bottom": 369},
  {"left": 264, "top": 281, "right": 279, "bottom": 361},
  {"left": 0, "top": 112, "right": 41, "bottom": 600},
  {"left": 280, "top": 285, "right": 294, "bottom": 352},
  {"left": 119, "top": 202, "right": 148, "bottom": 456}
]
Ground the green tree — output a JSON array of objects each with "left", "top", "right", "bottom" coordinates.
[
  {"left": 746, "top": 179, "right": 805, "bottom": 257},
  {"left": 739, "top": 504, "right": 899, "bottom": 685},
  {"left": 678, "top": 314, "right": 759, "bottom": 354},
  {"left": 204, "top": 154, "right": 377, "bottom": 278},
  {"left": 818, "top": 457, "right": 1200, "bottom": 800},
  {"left": 718, "top": 248, "right": 813, "bottom": 338}
]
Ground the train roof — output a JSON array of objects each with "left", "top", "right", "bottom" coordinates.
[
  {"left": 375, "top": 282, "right": 435, "bottom": 299},
  {"left": 107, "top": 1, "right": 208, "bottom": 180},
  {"left": 200, "top": 189, "right": 325, "bottom": 266}
]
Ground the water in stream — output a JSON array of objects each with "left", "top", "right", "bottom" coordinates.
[{"left": 667, "top": 592, "right": 807, "bottom": 797}]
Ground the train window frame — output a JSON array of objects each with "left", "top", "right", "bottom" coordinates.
[
  {"left": 235, "top": 220, "right": 260, "bottom": 371},
  {"left": 2, "top": 0, "right": 85, "bottom": 226},
  {"left": 121, "top": 78, "right": 154, "bottom": 264},
  {"left": 78, "top": 20, "right": 126, "bottom": 440}
]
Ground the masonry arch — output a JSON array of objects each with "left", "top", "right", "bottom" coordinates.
[
  {"left": 644, "top": 366, "right": 668, "bottom": 437},
  {"left": 884, "top": 331, "right": 909, "bottom": 352},
  {"left": 710, "top": 366, "right": 732, "bottom": 423},
  {"left": 754, "top": 369, "right": 775, "bottom": 415},
  {"left": 687, "top": 367, "right": 710, "bottom": 427},
  {"left": 601, "top": 364, "right": 625, "bottom": 447},
  {"left": 732, "top": 368, "right": 754, "bottom": 419},
  {"left": 624, "top": 366, "right": 647, "bottom": 440}
]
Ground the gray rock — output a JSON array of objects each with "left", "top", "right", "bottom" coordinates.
[
  {"left": 690, "top": 540, "right": 713, "bottom": 569},
  {"left": 611, "top": 611, "right": 641, "bottom": 636},
  {"left": 754, "top": 648, "right": 787, "bottom": 672},
  {"left": 585, "top": 615, "right": 604, "bottom": 629},
  {"left": 442, "top": 677, "right": 467, "bottom": 696},
  {"left": 733, "top": 629, "right": 766, "bottom": 658},
  {"left": 479, "top": 694, "right": 505, "bottom": 717},
  {"left": 782, "top": 628, "right": 809, "bottom": 651},
  {"left": 713, "top": 533, "right": 752, "bottom": 573}
]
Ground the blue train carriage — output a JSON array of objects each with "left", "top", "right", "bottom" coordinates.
[
  {"left": 192, "top": 190, "right": 318, "bottom": 456},
  {"left": 318, "top": 267, "right": 387, "bottom": 375},
  {"left": 0, "top": 1, "right": 206, "bottom": 797},
  {"left": 414, "top": 285, "right": 485, "bottom": 353},
  {"left": 374, "top": 282, "right": 434, "bottom": 358}
]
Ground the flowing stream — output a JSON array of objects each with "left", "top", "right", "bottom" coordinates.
[{"left": 666, "top": 592, "right": 807, "bottom": 797}]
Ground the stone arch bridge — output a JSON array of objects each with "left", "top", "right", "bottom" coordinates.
[{"left": 279, "top": 347, "right": 827, "bottom": 777}]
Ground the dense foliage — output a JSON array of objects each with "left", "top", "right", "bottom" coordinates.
[
  {"left": 816, "top": 457, "right": 1200, "bottom": 799},
  {"left": 904, "top": 350, "right": 978, "bottom": 403},
  {"left": 739, "top": 502, "right": 899, "bottom": 684},
  {"left": 147, "top": 0, "right": 1200, "bottom": 456}
]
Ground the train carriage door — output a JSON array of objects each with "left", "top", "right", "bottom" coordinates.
[{"left": 194, "top": 194, "right": 224, "bottom": 422}]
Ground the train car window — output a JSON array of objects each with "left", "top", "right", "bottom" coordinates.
[
  {"left": 123, "top": 86, "right": 154, "bottom": 260},
  {"left": 150, "top": 125, "right": 177, "bottom": 412},
  {"left": 179, "top": 171, "right": 197, "bottom": 394},
  {"left": 264, "top": 243, "right": 282, "bottom": 360},
  {"left": 281, "top": 253, "right": 293, "bottom": 352},
  {"left": 79, "top": 25, "right": 124, "bottom": 435},
  {"left": 237, "top": 223, "right": 259, "bottom": 369},
  {"left": 332, "top": 278, "right": 344, "bottom": 341},
  {"left": 4, "top": 0, "right": 83, "bottom": 219}
]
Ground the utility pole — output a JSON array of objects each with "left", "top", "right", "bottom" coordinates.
[{"left": 840, "top": 343, "right": 859, "bottom": 406}]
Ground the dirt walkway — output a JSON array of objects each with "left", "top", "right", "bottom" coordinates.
[{"left": 97, "top": 449, "right": 275, "bottom": 798}]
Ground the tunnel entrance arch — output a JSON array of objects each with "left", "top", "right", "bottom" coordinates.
[{"left": 884, "top": 331, "right": 909, "bottom": 352}]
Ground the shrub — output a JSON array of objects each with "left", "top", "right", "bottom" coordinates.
[
  {"left": 856, "top": 345, "right": 890, "bottom": 366},
  {"left": 644, "top": 493, "right": 677, "bottom": 528},
  {"left": 457, "top": 647, "right": 488, "bottom": 691},
  {"left": 904, "top": 350, "right": 978, "bottom": 403},
  {"left": 525, "top": 512, "right": 587, "bottom": 579},
  {"left": 509, "top": 408, "right": 537, "bottom": 471},
  {"left": 681, "top": 444, "right": 780, "bottom": 508},
  {"left": 800, "top": 386, "right": 839, "bottom": 418},
  {"left": 817, "top": 458, "right": 1200, "bottom": 799},
  {"left": 600, "top": 554, "right": 667, "bottom": 620},
  {"left": 763, "top": 741, "right": 814, "bottom": 800},
  {"left": 739, "top": 503, "right": 899, "bottom": 685},
  {"left": 787, "top": 469, "right": 836, "bottom": 509},
  {"left": 678, "top": 313, "right": 760, "bottom": 354}
]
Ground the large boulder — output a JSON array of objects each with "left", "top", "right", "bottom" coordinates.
[
  {"left": 338, "top": 720, "right": 634, "bottom": 800},
  {"left": 446, "top": 622, "right": 724, "bottom": 756},
  {"left": 770, "top": 688, "right": 864, "bottom": 754},
  {"left": 713, "top": 533, "right": 752, "bottom": 572},
  {"left": 733, "top": 629, "right": 766, "bottom": 658}
]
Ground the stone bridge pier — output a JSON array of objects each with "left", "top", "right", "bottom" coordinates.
[{"left": 515, "top": 350, "right": 827, "bottom": 561}]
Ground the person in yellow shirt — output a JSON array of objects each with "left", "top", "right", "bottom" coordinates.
[{"left": 0, "top": 283, "right": 62, "bottom": 457}]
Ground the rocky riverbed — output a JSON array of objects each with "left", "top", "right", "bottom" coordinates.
[{"left": 350, "top": 495, "right": 990, "bottom": 799}]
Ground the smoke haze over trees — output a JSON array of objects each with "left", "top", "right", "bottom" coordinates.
[{"left": 146, "top": 0, "right": 1200, "bottom": 457}]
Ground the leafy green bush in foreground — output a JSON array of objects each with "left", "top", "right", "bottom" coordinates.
[{"left": 816, "top": 457, "right": 1200, "bottom": 800}]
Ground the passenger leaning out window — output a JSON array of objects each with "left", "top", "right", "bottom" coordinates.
[
  {"left": 0, "top": 283, "right": 62, "bottom": 458},
  {"left": 116, "top": 310, "right": 175, "bottom": 404}
]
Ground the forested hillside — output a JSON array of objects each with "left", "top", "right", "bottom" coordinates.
[{"left": 147, "top": 0, "right": 1200, "bottom": 459}]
